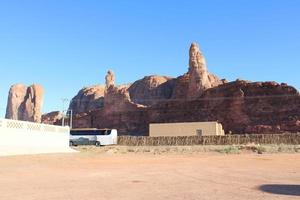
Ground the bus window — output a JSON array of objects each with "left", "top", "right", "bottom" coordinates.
[
  {"left": 70, "top": 129, "right": 117, "bottom": 146},
  {"left": 98, "top": 130, "right": 112, "bottom": 135}
]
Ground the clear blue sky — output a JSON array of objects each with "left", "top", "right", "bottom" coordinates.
[{"left": 0, "top": 0, "right": 299, "bottom": 117}]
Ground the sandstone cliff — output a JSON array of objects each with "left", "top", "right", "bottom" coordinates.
[
  {"left": 69, "top": 85, "right": 105, "bottom": 114},
  {"left": 104, "top": 71, "right": 145, "bottom": 112},
  {"left": 42, "top": 111, "right": 63, "bottom": 125},
  {"left": 94, "top": 81, "right": 299, "bottom": 135},
  {"left": 128, "top": 75, "right": 175, "bottom": 105},
  {"left": 6, "top": 84, "right": 44, "bottom": 123},
  {"left": 72, "top": 80, "right": 300, "bottom": 135},
  {"left": 67, "top": 42, "right": 300, "bottom": 135},
  {"left": 69, "top": 43, "right": 224, "bottom": 114}
]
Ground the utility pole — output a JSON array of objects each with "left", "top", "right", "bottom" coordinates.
[
  {"left": 67, "top": 109, "right": 73, "bottom": 129},
  {"left": 61, "top": 98, "right": 69, "bottom": 126}
]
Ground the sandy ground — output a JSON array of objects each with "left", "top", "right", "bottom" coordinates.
[{"left": 0, "top": 147, "right": 299, "bottom": 200}]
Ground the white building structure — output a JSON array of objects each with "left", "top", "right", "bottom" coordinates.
[{"left": 0, "top": 118, "right": 75, "bottom": 156}]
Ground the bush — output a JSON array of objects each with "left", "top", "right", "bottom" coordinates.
[{"left": 217, "top": 146, "right": 240, "bottom": 154}]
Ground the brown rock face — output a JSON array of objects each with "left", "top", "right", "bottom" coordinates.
[
  {"left": 105, "top": 70, "right": 115, "bottom": 89},
  {"left": 105, "top": 86, "right": 135, "bottom": 112},
  {"left": 69, "top": 85, "right": 105, "bottom": 114},
  {"left": 5, "top": 84, "right": 44, "bottom": 123},
  {"left": 187, "top": 43, "right": 222, "bottom": 99},
  {"left": 71, "top": 71, "right": 145, "bottom": 134},
  {"left": 128, "top": 75, "right": 175, "bottom": 105},
  {"left": 5, "top": 84, "right": 27, "bottom": 120},
  {"left": 245, "top": 125, "right": 281, "bottom": 134},
  {"left": 73, "top": 80, "right": 300, "bottom": 135},
  {"left": 104, "top": 71, "right": 145, "bottom": 113},
  {"left": 42, "top": 111, "right": 63, "bottom": 125},
  {"left": 69, "top": 42, "right": 300, "bottom": 135},
  {"left": 146, "top": 81, "right": 299, "bottom": 135}
]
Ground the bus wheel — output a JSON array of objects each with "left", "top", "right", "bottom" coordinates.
[
  {"left": 69, "top": 141, "right": 74, "bottom": 146},
  {"left": 95, "top": 141, "right": 101, "bottom": 146}
]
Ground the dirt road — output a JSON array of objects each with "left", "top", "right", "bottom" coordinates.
[{"left": 0, "top": 151, "right": 299, "bottom": 200}]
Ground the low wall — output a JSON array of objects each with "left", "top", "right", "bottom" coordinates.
[
  {"left": 118, "top": 134, "right": 300, "bottom": 146},
  {"left": 0, "top": 118, "right": 75, "bottom": 156}
]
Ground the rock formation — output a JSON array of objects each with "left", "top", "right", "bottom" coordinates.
[
  {"left": 69, "top": 85, "right": 105, "bottom": 114},
  {"left": 42, "top": 111, "right": 63, "bottom": 125},
  {"left": 6, "top": 84, "right": 44, "bottom": 123},
  {"left": 187, "top": 42, "right": 222, "bottom": 99},
  {"left": 63, "top": 42, "right": 300, "bottom": 135},
  {"left": 128, "top": 75, "right": 175, "bottom": 105},
  {"left": 72, "top": 80, "right": 299, "bottom": 135},
  {"left": 5, "top": 84, "right": 27, "bottom": 120},
  {"left": 104, "top": 71, "right": 145, "bottom": 113},
  {"left": 70, "top": 70, "right": 147, "bottom": 134},
  {"left": 105, "top": 70, "right": 115, "bottom": 89}
]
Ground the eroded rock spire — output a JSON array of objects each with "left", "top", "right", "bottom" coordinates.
[
  {"left": 105, "top": 70, "right": 115, "bottom": 90},
  {"left": 187, "top": 42, "right": 219, "bottom": 98}
]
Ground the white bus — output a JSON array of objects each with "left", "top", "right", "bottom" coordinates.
[{"left": 69, "top": 128, "right": 118, "bottom": 146}]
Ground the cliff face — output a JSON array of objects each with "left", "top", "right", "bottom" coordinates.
[
  {"left": 6, "top": 84, "right": 44, "bottom": 123},
  {"left": 128, "top": 75, "right": 175, "bottom": 106},
  {"left": 73, "top": 80, "right": 299, "bottom": 135},
  {"left": 71, "top": 71, "right": 148, "bottom": 134},
  {"left": 148, "top": 81, "right": 300, "bottom": 135},
  {"left": 69, "top": 85, "right": 105, "bottom": 114},
  {"left": 67, "top": 42, "right": 300, "bottom": 135},
  {"left": 69, "top": 75, "right": 175, "bottom": 113},
  {"left": 42, "top": 111, "right": 63, "bottom": 125}
]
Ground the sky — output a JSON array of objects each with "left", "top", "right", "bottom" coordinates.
[{"left": 0, "top": 0, "right": 299, "bottom": 117}]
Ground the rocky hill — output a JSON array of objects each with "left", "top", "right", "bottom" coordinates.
[
  {"left": 69, "top": 85, "right": 105, "bottom": 114},
  {"left": 67, "top": 42, "right": 300, "bottom": 135},
  {"left": 7, "top": 42, "right": 298, "bottom": 135}
]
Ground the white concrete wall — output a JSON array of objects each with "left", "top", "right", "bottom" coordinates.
[{"left": 0, "top": 118, "right": 75, "bottom": 156}]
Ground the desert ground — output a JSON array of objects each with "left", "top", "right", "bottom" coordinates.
[{"left": 0, "top": 146, "right": 299, "bottom": 200}]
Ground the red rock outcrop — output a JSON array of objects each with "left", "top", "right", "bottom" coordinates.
[
  {"left": 105, "top": 70, "right": 115, "bottom": 90},
  {"left": 128, "top": 75, "right": 175, "bottom": 105},
  {"left": 72, "top": 79, "right": 300, "bottom": 135},
  {"left": 72, "top": 71, "right": 147, "bottom": 134},
  {"left": 105, "top": 86, "right": 139, "bottom": 112},
  {"left": 69, "top": 42, "right": 300, "bottom": 135},
  {"left": 125, "top": 80, "right": 298, "bottom": 135},
  {"left": 69, "top": 85, "right": 105, "bottom": 114},
  {"left": 245, "top": 125, "right": 281, "bottom": 134},
  {"left": 104, "top": 71, "right": 146, "bottom": 113},
  {"left": 187, "top": 43, "right": 222, "bottom": 99},
  {"left": 5, "top": 84, "right": 27, "bottom": 120},
  {"left": 42, "top": 111, "right": 63, "bottom": 125},
  {"left": 5, "top": 84, "right": 44, "bottom": 123}
]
